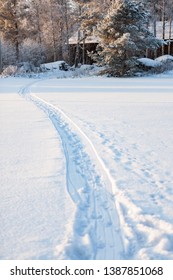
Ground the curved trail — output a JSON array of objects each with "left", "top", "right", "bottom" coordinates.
[
  {"left": 18, "top": 78, "right": 173, "bottom": 260},
  {"left": 69, "top": 115, "right": 173, "bottom": 259},
  {"left": 19, "top": 80, "right": 124, "bottom": 259}
]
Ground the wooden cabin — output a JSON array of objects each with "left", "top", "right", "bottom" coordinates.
[
  {"left": 148, "top": 21, "right": 173, "bottom": 58},
  {"left": 69, "top": 31, "right": 99, "bottom": 66},
  {"left": 69, "top": 22, "right": 173, "bottom": 65}
]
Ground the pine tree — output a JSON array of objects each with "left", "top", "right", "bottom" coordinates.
[{"left": 91, "top": 0, "right": 161, "bottom": 76}]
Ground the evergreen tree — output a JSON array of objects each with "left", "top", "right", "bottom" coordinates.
[{"left": 91, "top": 0, "right": 161, "bottom": 76}]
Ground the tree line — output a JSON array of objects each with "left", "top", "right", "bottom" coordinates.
[
  {"left": 0, "top": 0, "right": 73, "bottom": 70},
  {"left": 0, "top": 0, "right": 173, "bottom": 74}
]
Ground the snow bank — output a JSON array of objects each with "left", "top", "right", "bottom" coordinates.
[
  {"left": 155, "top": 55, "right": 173, "bottom": 62},
  {"left": 138, "top": 58, "right": 161, "bottom": 68},
  {"left": 41, "top": 60, "right": 66, "bottom": 70},
  {"left": 1, "top": 61, "right": 102, "bottom": 79}
]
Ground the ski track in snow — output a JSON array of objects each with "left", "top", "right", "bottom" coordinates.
[
  {"left": 71, "top": 118, "right": 173, "bottom": 260},
  {"left": 19, "top": 79, "right": 173, "bottom": 260},
  {"left": 19, "top": 81, "right": 124, "bottom": 260}
]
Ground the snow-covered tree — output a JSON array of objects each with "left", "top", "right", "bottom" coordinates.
[
  {"left": 0, "top": 0, "right": 73, "bottom": 66},
  {"left": 1, "top": 39, "right": 17, "bottom": 66},
  {"left": 19, "top": 39, "right": 45, "bottom": 66},
  {"left": 80, "top": 0, "right": 111, "bottom": 34},
  {"left": 0, "top": 0, "right": 31, "bottom": 63},
  {"left": 91, "top": 0, "right": 161, "bottom": 76},
  {"left": 71, "top": 0, "right": 111, "bottom": 66},
  {"left": 36, "top": 0, "right": 72, "bottom": 63}
]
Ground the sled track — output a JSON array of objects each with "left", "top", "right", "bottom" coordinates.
[{"left": 20, "top": 82, "right": 124, "bottom": 259}]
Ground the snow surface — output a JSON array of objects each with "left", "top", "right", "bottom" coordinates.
[
  {"left": 1, "top": 72, "right": 173, "bottom": 260},
  {"left": 138, "top": 58, "right": 161, "bottom": 68},
  {"left": 0, "top": 78, "right": 75, "bottom": 259},
  {"left": 155, "top": 55, "right": 173, "bottom": 62}
]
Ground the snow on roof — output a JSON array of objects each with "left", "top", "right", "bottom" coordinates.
[
  {"left": 41, "top": 61, "right": 65, "bottom": 70},
  {"left": 138, "top": 58, "right": 161, "bottom": 67}
]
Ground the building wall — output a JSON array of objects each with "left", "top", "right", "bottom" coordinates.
[
  {"left": 69, "top": 43, "right": 98, "bottom": 65},
  {"left": 147, "top": 41, "right": 173, "bottom": 59}
]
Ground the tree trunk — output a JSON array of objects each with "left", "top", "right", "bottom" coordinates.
[
  {"left": 82, "top": 31, "right": 85, "bottom": 64},
  {"left": 75, "top": 30, "right": 80, "bottom": 68},
  {"left": 0, "top": 35, "right": 2, "bottom": 72},
  {"left": 14, "top": 21, "right": 20, "bottom": 62},
  {"left": 153, "top": 2, "right": 157, "bottom": 37},
  {"left": 49, "top": 0, "right": 57, "bottom": 62},
  {"left": 64, "top": 0, "right": 70, "bottom": 63},
  {"left": 58, "top": 20, "right": 63, "bottom": 60},
  {"left": 162, "top": 0, "right": 166, "bottom": 55},
  {"left": 168, "top": 17, "right": 172, "bottom": 55},
  {"left": 145, "top": 48, "right": 149, "bottom": 58},
  {"left": 153, "top": 2, "right": 157, "bottom": 58},
  {"left": 34, "top": 1, "right": 44, "bottom": 61}
]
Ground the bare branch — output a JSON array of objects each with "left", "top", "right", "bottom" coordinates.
[{"left": 0, "top": 13, "right": 10, "bottom": 20}]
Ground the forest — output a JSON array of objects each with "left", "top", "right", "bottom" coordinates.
[{"left": 0, "top": 0, "right": 173, "bottom": 75}]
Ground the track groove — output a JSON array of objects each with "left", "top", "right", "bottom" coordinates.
[{"left": 19, "top": 81, "right": 124, "bottom": 259}]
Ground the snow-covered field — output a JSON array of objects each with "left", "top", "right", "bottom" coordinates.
[{"left": 1, "top": 72, "right": 173, "bottom": 260}]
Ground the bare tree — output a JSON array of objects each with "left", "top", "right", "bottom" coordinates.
[{"left": 0, "top": 33, "right": 2, "bottom": 71}]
